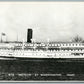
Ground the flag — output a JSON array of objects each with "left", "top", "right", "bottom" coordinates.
[{"left": 2, "top": 33, "right": 6, "bottom": 36}]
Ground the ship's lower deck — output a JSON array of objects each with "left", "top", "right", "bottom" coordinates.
[{"left": 0, "top": 55, "right": 84, "bottom": 62}]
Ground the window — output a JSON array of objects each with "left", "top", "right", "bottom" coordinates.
[
  {"left": 62, "top": 44, "right": 64, "bottom": 46},
  {"left": 69, "top": 44, "right": 71, "bottom": 46},
  {"left": 52, "top": 44, "right": 54, "bottom": 46},
  {"left": 72, "top": 44, "right": 74, "bottom": 46},
  {"left": 66, "top": 44, "right": 67, "bottom": 46},
  {"left": 55, "top": 44, "right": 57, "bottom": 46}
]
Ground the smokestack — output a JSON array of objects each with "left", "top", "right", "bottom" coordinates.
[{"left": 27, "top": 29, "right": 33, "bottom": 43}]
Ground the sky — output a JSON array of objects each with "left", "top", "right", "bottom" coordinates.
[{"left": 0, "top": 2, "right": 84, "bottom": 42}]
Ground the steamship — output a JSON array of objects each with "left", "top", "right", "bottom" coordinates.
[{"left": 0, "top": 29, "right": 84, "bottom": 61}]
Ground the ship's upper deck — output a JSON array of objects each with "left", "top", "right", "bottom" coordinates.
[{"left": 0, "top": 42, "right": 84, "bottom": 49}]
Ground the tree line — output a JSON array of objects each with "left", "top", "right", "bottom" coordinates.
[{"left": 72, "top": 35, "right": 84, "bottom": 43}]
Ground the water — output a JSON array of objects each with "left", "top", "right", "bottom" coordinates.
[{"left": 0, "top": 58, "right": 84, "bottom": 80}]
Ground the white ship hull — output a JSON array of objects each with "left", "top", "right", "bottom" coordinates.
[
  {"left": 0, "top": 49, "right": 84, "bottom": 60},
  {"left": 0, "top": 42, "right": 84, "bottom": 60}
]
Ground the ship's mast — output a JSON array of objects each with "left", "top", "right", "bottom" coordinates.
[
  {"left": 22, "top": 39, "right": 25, "bottom": 50},
  {"left": 46, "top": 38, "right": 50, "bottom": 50},
  {"left": 32, "top": 39, "right": 37, "bottom": 50},
  {"left": 17, "top": 33, "right": 18, "bottom": 42}
]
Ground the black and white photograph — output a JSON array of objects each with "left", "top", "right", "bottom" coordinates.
[{"left": 0, "top": 1, "right": 84, "bottom": 81}]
